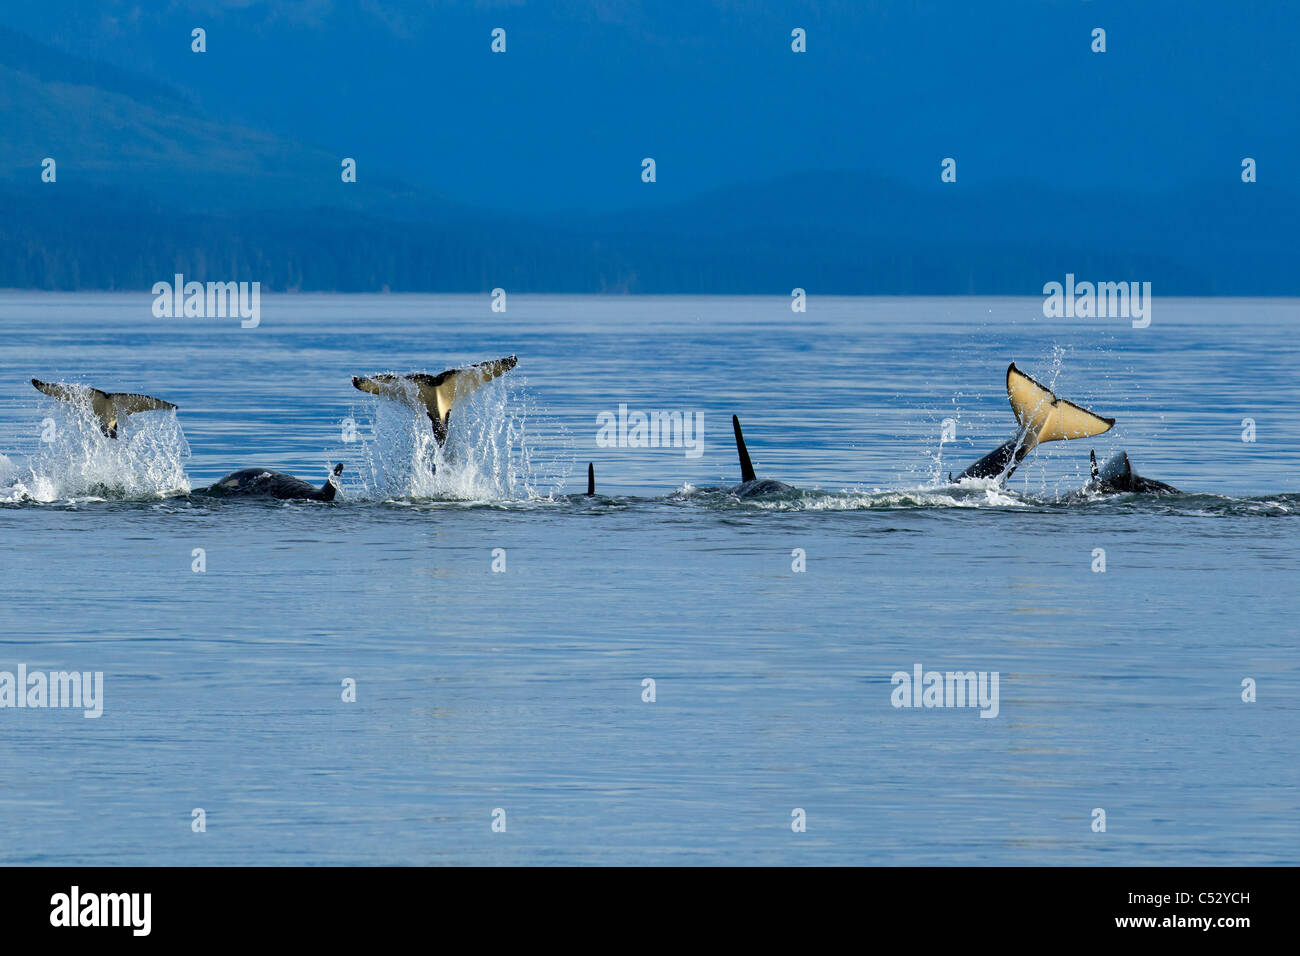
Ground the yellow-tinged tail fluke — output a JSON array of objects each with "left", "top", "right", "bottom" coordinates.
[
  {"left": 351, "top": 355, "right": 517, "bottom": 445},
  {"left": 1006, "top": 363, "right": 1114, "bottom": 450}
]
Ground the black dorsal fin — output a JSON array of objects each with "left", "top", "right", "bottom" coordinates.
[
  {"left": 586, "top": 462, "right": 595, "bottom": 496},
  {"left": 733, "top": 415, "right": 756, "bottom": 483},
  {"left": 1090, "top": 449, "right": 1099, "bottom": 481}
]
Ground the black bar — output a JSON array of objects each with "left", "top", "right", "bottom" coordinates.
[{"left": 0, "top": 866, "right": 1277, "bottom": 942}]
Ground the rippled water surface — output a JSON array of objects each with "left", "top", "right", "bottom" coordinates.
[{"left": 0, "top": 293, "right": 1296, "bottom": 864}]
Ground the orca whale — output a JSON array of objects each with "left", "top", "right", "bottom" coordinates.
[
  {"left": 561, "top": 461, "right": 600, "bottom": 501},
  {"left": 559, "top": 462, "right": 599, "bottom": 501},
  {"left": 1083, "top": 450, "right": 1180, "bottom": 495},
  {"left": 728, "top": 416, "right": 795, "bottom": 496},
  {"left": 32, "top": 379, "right": 177, "bottom": 439},
  {"left": 351, "top": 356, "right": 517, "bottom": 445},
  {"left": 198, "top": 463, "right": 344, "bottom": 501},
  {"left": 955, "top": 364, "right": 1115, "bottom": 482}
]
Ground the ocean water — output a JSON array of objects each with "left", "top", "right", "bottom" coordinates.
[{"left": 0, "top": 292, "right": 1295, "bottom": 865}]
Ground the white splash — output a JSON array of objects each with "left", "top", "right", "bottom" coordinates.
[
  {"left": 343, "top": 376, "right": 570, "bottom": 501},
  {"left": 3, "top": 398, "right": 190, "bottom": 502}
]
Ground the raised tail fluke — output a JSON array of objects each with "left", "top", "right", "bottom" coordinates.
[
  {"left": 32, "top": 378, "right": 85, "bottom": 403},
  {"left": 733, "top": 415, "right": 757, "bottom": 483},
  {"left": 1006, "top": 363, "right": 1114, "bottom": 448},
  {"left": 424, "top": 356, "right": 517, "bottom": 431},
  {"left": 586, "top": 462, "right": 595, "bottom": 496},
  {"left": 957, "top": 364, "right": 1115, "bottom": 482},
  {"left": 352, "top": 355, "right": 517, "bottom": 445},
  {"left": 33, "top": 378, "right": 176, "bottom": 439}
]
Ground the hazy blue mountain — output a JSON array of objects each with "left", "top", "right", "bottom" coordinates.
[{"left": 2, "top": 4, "right": 1297, "bottom": 294}]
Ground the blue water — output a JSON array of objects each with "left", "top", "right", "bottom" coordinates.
[{"left": 0, "top": 292, "right": 1296, "bottom": 865}]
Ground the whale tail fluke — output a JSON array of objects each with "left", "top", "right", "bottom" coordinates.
[
  {"left": 32, "top": 378, "right": 83, "bottom": 403},
  {"left": 586, "top": 462, "right": 595, "bottom": 496},
  {"left": 352, "top": 355, "right": 517, "bottom": 444},
  {"left": 957, "top": 364, "right": 1114, "bottom": 482},
  {"left": 32, "top": 378, "right": 177, "bottom": 439},
  {"left": 733, "top": 415, "right": 757, "bottom": 483},
  {"left": 1006, "top": 363, "right": 1114, "bottom": 448}
]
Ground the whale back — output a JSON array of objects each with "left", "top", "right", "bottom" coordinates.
[{"left": 204, "top": 466, "right": 339, "bottom": 501}]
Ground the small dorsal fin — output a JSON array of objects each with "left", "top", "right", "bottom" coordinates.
[
  {"left": 1090, "top": 449, "right": 1099, "bottom": 480},
  {"left": 732, "top": 415, "right": 757, "bottom": 483},
  {"left": 586, "top": 462, "right": 595, "bottom": 496}
]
